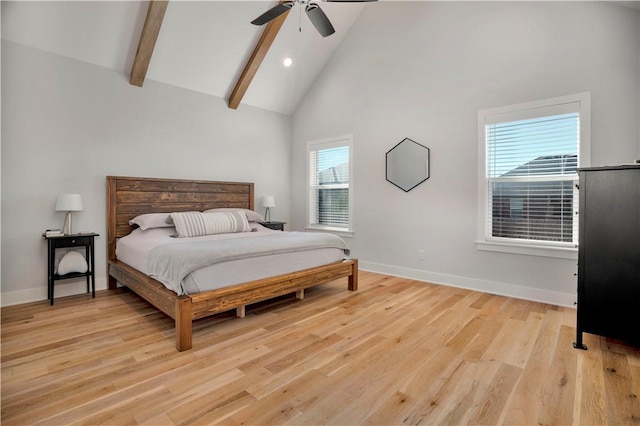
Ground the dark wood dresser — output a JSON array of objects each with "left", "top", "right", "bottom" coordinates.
[{"left": 574, "top": 164, "right": 640, "bottom": 349}]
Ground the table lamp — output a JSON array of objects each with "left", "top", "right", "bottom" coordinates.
[
  {"left": 261, "top": 196, "right": 275, "bottom": 223},
  {"left": 55, "top": 194, "right": 84, "bottom": 235}
]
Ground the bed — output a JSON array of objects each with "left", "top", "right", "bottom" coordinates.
[{"left": 107, "top": 176, "right": 358, "bottom": 351}]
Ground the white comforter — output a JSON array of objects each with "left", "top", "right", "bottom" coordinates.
[{"left": 116, "top": 225, "right": 349, "bottom": 295}]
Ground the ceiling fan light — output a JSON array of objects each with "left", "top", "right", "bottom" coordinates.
[{"left": 283, "top": 57, "right": 293, "bottom": 67}]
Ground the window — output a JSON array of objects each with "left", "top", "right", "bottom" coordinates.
[
  {"left": 477, "top": 92, "right": 591, "bottom": 258},
  {"left": 307, "top": 134, "right": 353, "bottom": 235}
]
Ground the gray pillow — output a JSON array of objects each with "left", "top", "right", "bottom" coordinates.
[{"left": 129, "top": 213, "right": 174, "bottom": 230}]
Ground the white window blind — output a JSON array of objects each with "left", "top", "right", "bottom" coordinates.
[
  {"left": 486, "top": 112, "right": 580, "bottom": 245},
  {"left": 478, "top": 92, "right": 590, "bottom": 258},
  {"left": 308, "top": 136, "right": 352, "bottom": 231}
]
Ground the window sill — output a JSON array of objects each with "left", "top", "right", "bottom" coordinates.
[
  {"left": 476, "top": 240, "right": 578, "bottom": 260},
  {"left": 305, "top": 226, "right": 354, "bottom": 238}
]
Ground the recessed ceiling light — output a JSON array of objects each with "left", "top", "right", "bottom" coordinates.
[{"left": 283, "top": 57, "right": 293, "bottom": 67}]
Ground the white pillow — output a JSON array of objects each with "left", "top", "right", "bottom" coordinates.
[
  {"left": 57, "top": 251, "right": 88, "bottom": 275},
  {"left": 203, "top": 208, "right": 264, "bottom": 222},
  {"left": 170, "top": 211, "right": 251, "bottom": 238},
  {"left": 129, "top": 213, "right": 174, "bottom": 230}
]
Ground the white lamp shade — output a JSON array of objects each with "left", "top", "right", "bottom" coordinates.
[
  {"left": 55, "top": 194, "right": 84, "bottom": 212},
  {"left": 261, "top": 196, "right": 276, "bottom": 208}
]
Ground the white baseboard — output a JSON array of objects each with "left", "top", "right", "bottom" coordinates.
[
  {"left": 2, "top": 265, "right": 576, "bottom": 309},
  {"left": 359, "top": 261, "right": 576, "bottom": 308},
  {"left": 1, "top": 277, "right": 109, "bottom": 307}
]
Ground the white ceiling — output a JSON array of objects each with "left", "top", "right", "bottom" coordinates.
[
  {"left": 1, "top": 0, "right": 369, "bottom": 115},
  {"left": 3, "top": 1, "right": 638, "bottom": 115}
]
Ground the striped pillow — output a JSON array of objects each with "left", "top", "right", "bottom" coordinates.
[{"left": 170, "top": 211, "right": 250, "bottom": 238}]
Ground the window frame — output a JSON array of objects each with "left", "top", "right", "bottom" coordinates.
[
  {"left": 477, "top": 92, "right": 591, "bottom": 259},
  {"left": 306, "top": 134, "right": 354, "bottom": 237}
]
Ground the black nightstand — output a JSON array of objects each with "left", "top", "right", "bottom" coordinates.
[
  {"left": 258, "top": 221, "right": 286, "bottom": 231},
  {"left": 43, "top": 232, "right": 99, "bottom": 305}
]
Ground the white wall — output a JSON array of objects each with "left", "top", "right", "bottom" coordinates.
[
  {"left": 1, "top": 40, "right": 291, "bottom": 306},
  {"left": 291, "top": 1, "right": 640, "bottom": 306}
]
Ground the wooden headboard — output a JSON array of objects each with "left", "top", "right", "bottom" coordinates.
[{"left": 107, "top": 176, "right": 254, "bottom": 261}]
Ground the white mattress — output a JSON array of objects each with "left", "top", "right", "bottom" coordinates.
[{"left": 116, "top": 224, "right": 346, "bottom": 295}]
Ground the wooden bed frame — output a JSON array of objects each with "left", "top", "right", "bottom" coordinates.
[{"left": 107, "top": 176, "right": 358, "bottom": 351}]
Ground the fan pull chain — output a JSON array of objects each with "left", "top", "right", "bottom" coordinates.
[{"left": 299, "top": 2, "right": 302, "bottom": 32}]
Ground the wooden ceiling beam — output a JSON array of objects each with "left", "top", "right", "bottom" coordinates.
[
  {"left": 130, "top": 0, "right": 169, "bottom": 87},
  {"left": 228, "top": 4, "right": 290, "bottom": 110}
]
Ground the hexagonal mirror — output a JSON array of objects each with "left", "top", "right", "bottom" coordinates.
[{"left": 386, "top": 138, "right": 430, "bottom": 192}]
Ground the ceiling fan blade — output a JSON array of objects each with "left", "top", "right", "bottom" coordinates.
[
  {"left": 251, "top": 1, "right": 294, "bottom": 26},
  {"left": 305, "top": 3, "right": 335, "bottom": 37}
]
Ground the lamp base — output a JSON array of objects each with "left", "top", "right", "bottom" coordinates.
[
  {"left": 264, "top": 207, "right": 271, "bottom": 223},
  {"left": 63, "top": 212, "right": 73, "bottom": 235}
]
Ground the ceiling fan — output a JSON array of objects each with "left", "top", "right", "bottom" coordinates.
[{"left": 251, "top": 0, "right": 378, "bottom": 38}]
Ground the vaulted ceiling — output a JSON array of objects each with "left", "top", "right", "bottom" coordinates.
[
  {"left": 1, "top": 1, "right": 370, "bottom": 115},
  {"left": 3, "top": 1, "right": 638, "bottom": 116}
]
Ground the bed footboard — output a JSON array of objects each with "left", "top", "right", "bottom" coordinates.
[{"left": 109, "top": 258, "right": 358, "bottom": 351}]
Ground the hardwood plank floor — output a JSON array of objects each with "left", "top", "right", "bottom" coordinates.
[{"left": 2, "top": 271, "right": 639, "bottom": 425}]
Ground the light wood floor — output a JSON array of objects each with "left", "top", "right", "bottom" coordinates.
[{"left": 2, "top": 271, "right": 639, "bottom": 425}]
